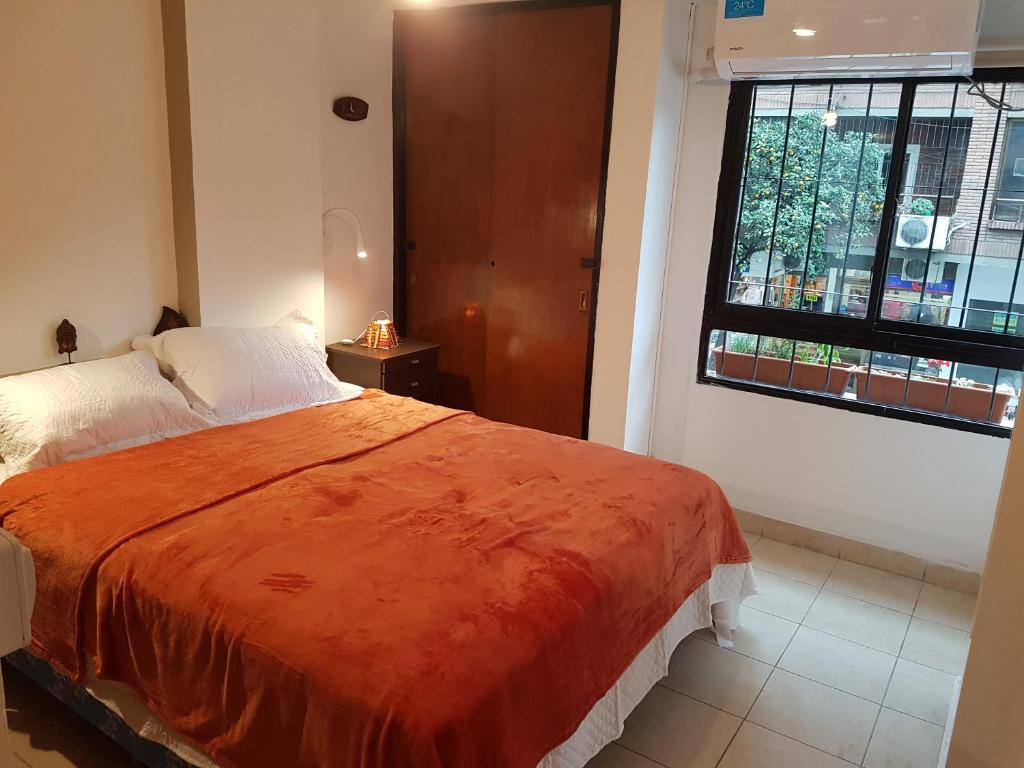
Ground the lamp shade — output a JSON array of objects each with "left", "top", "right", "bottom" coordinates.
[{"left": 359, "top": 311, "right": 401, "bottom": 350}]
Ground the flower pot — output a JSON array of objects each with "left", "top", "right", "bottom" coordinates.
[
  {"left": 852, "top": 367, "right": 1013, "bottom": 424},
  {"left": 713, "top": 348, "right": 853, "bottom": 395},
  {"left": 852, "top": 367, "right": 908, "bottom": 406}
]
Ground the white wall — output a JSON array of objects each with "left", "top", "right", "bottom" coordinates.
[
  {"left": 0, "top": 0, "right": 178, "bottom": 375},
  {"left": 621, "top": 0, "right": 690, "bottom": 454},
  {"left": 650, "top": 0, "right": 1010, "bottom": 570},
  {"left": 181, "top": 0, "right": 325, "bottom": 332},
  {"left": 319, "top": 0, "right": 398, "bottom": 343},
  {"left": 949, "top": 425, "right": 1024, "bottom": 765}
]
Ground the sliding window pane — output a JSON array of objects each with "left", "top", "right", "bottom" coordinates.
[
  {"left": 884, "top": 81, "right": 1024, "bottom": 336},
  {"left": 728, "top": 84, "right": 891, "bottom": 316},
  {"left": 705, "top": 328, "right": 1018, "bottom": 429},
  {"left": 706, "top": 330, "right": 856, "bottom": 396}
]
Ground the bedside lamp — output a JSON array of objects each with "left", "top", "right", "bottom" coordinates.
[
  {"left": 322, "top": 207, "right": 368, "bottom": 259},
  {"left": 359, "top": 311, "right": 401, "bottom": 350}
]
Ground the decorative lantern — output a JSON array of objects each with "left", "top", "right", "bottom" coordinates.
[
  {"left": 56, "top": 319, "right": 77, "bottom": 364},
  {"left": 359, "top": 311, "right": 400, "bottom": 350}
]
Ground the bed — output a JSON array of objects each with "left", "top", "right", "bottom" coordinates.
[{"left": 0, "top": 323, "right": 753, "bottom": 768}]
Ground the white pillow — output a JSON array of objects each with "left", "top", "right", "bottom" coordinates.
[
  {"left": 136, "top": 325, "right": 362, "bottom": 424},
  {"left": 0, "top": 351, "right": 212, "bottom": 477},
  {"left": 131, "top": 311, "right": 323, "bottom": 376},
  {"left": 275, "top": 309, "right": 320, "bottom": 349}
]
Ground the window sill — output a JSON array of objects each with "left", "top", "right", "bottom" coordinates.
[{"left": 987, "top": 219, "right": 1024, "bottom": 231}]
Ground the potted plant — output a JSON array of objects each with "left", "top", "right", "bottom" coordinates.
[
  {"left": 713, "top": 335, "right": 854, "bottom": 395},
  {"left": 910, "top": 198, "right": 936, "bottom": 217},
  {"left": 852, "top": 368, "right": 1014, "bottom": 424}
]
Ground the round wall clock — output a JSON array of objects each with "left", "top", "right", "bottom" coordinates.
[{"left": 332, "top": 97, "right": 369, "bottom": 122}]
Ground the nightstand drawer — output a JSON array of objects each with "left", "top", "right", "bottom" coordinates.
[
  {"left": 326, "top": 339, "right": 440, "bottom": 403},
  {"left": 382, "top": 347, "right": 438, "bottom": 375},
  {"left": 383, "top": 365, "right": 437, "bottom": 399}
]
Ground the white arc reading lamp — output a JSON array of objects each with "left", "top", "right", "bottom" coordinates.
[{"left": 322, "top": 207, "right": 369, "bottom": 259}]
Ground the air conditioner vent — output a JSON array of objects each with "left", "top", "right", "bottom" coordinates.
[
  {"left": 903, "top": 258, "right": 929, "bottom": 280},
  {"left": 894, "top": 215, "right": 952, "bottom": 251},
  {"left": 899, "top": 219, "right": 930, "bottom": 248}
]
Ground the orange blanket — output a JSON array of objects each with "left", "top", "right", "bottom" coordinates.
[{"left": 1, "top": 392, "right": 749, "bottom": 768}]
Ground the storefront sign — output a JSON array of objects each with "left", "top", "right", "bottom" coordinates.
[{"left": 885, "top": 276, "right": 955, "bottom": 295}]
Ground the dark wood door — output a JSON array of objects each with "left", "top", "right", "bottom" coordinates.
[{"left": 397, "top": 2, "right": 614, "bottom": 438}]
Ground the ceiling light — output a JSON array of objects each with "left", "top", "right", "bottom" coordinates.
[{"left": 793, "top": 28, "right": 816, "bottom": 37}]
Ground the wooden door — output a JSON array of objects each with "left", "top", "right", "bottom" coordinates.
[{"left": 396, "top": 2, "right": 615, "bottom": 438}]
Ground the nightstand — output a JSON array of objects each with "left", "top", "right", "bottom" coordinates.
[{"left": 326, "top": 339, "right": 440, "bottom": 402}]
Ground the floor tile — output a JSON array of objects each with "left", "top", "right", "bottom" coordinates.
[
  {"left": 823, "top": 560, "right": 922, "bottom": 613},
  {"left": 900, "top": 617, "right": 970, "bottom": 676},
  {"left": 863, "top": 708, "right": 944, "bottom": 768},
  {"left": 617, "top": 685, "right": 740, "bottom": 768},
  {"left": 699, "top": 605, "right": 800, "bottom": 665},
  {"left": 778, "top": 626, "right": 896, "bottom": 703},
  {"left": 585, "top": 743, "right": 663, "bottom": 768},
  {"left": 752, "top": 539, "right": 837, "bottom": 587},
  {"left": 747, "top": 669, "right": 878, "bottom": 763},
  {"left": 663, "top": 636, "right": 772, "bottom": 717},
  {"left": 2, "top": 665, "right": 53, "bottom": 732},
  {"left": 883, "top": 658, "right": 956, "bottom": 726},
  {"left": 803, "top": 590, "right": 910, "bottom": 655},
  {"left": 718, "top": 721, "right": 853, "bottom": 768},
  {"left": 744, "top": 568, "right": 820, "bottom": 623},
  {"left": 913, "top": 583, "right": 975, "bottom": 632}
]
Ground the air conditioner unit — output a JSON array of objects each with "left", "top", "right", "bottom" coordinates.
[
  {"left": 715, "top": 0, "right": 981, "bottom": 81},
  {"left": 901, "top": 256, "right": 944, "bottom": 284},
  {"left": 895, "top": 214, "right": 951, "bottom": 251}
]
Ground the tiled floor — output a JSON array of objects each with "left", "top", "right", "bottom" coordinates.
[
  {"left": 2, "top": 532, "right": 974, "bottom": 768},
  {"left": 588, "top": 532, "right": 974, "bottom": 768}
]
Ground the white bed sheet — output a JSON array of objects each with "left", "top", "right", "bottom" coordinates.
[{"left": 79, "top": 562, "right": 757, "bottom": 768}]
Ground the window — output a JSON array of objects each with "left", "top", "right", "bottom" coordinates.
[
  {"left": 701, "top": 73, "right": 1024, "bottom": 436},
  {"left": 994, "top": 118, "right": 1024, "bottom": 223}
]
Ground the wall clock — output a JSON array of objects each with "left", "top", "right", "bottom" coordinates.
[{"left": 332, "top": 97, "right": 369, "bottom": 122}]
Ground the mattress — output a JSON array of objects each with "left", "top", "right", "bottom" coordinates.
[
  {"left": 70, "top": 562, "right": 757, "bottom": 768},
  {"left": 0, "top": 527, "right": 33, "bottom": 656}
]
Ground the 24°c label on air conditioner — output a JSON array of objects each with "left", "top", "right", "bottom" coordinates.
[{"left": 724, "top": 0, "right": 765, "bottom": 19}]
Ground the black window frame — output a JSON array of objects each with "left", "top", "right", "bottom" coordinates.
[{"left": 699, "top": 68, "right": 1024, "bottom": 438}]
